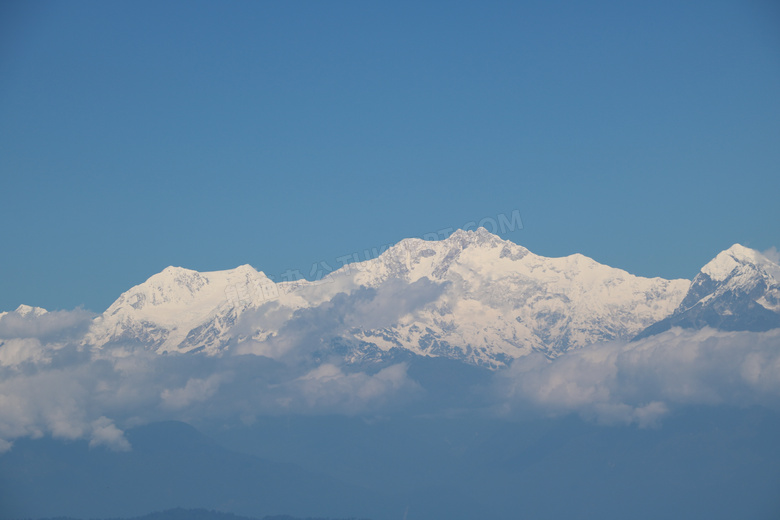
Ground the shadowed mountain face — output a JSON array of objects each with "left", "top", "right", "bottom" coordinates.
[{"left": 636, "top": 244, "right": 780, "bottom": 339}]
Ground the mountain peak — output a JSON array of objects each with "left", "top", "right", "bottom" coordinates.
[
  {"left": 448, "top": 227, "right": 498, "bottom": 240},
  {"left": 443, "top": 227, "right": 514, "bottom": 250},
  {"left": 725, "top": 243, "right": 756, "bottom": 256},
  {"left": 701, "top": 244, "right": 777, "bottom": 282},
  {"left": 158, "top": 265, "right": 196, "bottom": 276},
  {"left": 636, "top": 243, "right": 780, "bottom": 339},
  {"left": 14, "top": 304, "right": 48, "bottom": 317}
]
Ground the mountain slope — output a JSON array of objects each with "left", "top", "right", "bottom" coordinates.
[
  {"left": 85, "top": 229, "right": 690, "bottom": 366},
  {"left": 636, "top": 244, "right": 780, "bottom": 339},
  {"left": 329, "top": 229, "right": 689, "bottom": 364},
  {"left": 85, "top": 265, "right": 276, "bottom": 353}
]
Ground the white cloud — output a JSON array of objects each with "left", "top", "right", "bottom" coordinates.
[
  {"left": 0, "top": 307, "right": 95, "bottom": 369},
  {"left": 0, "top": 308, "right": 94, "bottom": 341},
  {"left": 234, "top": 278, "right": 446, "bottom": 361},
  {"left": 1, "top": 299, "right": 778, "bottom": 452},
  {"left": 0, "top": 366, "right": 91, "bottom": 445},
  {"left": 283, "top": 363, "right": 419, "bottom": 414},
  {"left": 161, "top": 374, "right": 226, "bottom": 410},
  {"left": 342, "top": 278, "right": 447, "bottom": 330},
  {"left": 0, "top": 338, "right": 51, "bottom": 367},
  {"left": 0, "top": 337, "right": 421, "bottom": 450},
  {"left": 497, "top": 328, "right": 780, "bottom": 425},
  {"left": 89, "top": 416, "right": 130, "bottom": 451},
  {"left": 762, "top": 246, "right": 780, "bottom": 264}
]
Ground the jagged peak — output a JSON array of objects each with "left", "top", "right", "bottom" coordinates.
[
  {"left": 102, "top": 262, "right": 272, "bottom": 317},
  {"left": 390, "top": 227, "right": 531, "bottom": 265},
  {"left": 390, "top": 227, "right": 522, "bottom": 251},
  {"left": 143, "top": 266, "right": 206, "bottom": 289},
  {"left": 722, "top": 243, "right": 766, "bottom": 263},
  {"left": 140, "top": 266, "right": 200, "bottom": 287},
  {"left": 151, "top": 264, "right": 263, "bottom": 282},
  {"left": 227, "top": 264, "right": 276, "bottom": 284},
  {"left": 14, "top": 304, "right": 48, "bottom": 317},
  {"left": 447, "top": 226, "right": 503, "bottom": 242},
  {"left": 442, "top": 227, "right": 528, "bottom": 255},
  {"left": 701, "top": 244, "right": 778, "bottom": 282}
]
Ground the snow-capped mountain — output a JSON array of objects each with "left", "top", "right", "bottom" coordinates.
[
  {"left": 85, "top": 264, "right": 276, "bottom": 353},
  {"left": 85, "top": 229, "right": 690, "bottom": 367},
  {"left": 0, "top": 304, "right": 48, "bottom": 322},
  {"left": 636, "top": 244, "right": 780, "bottom": 339},
  {"left": 326, "top": 229, "right": 689, "bottom": 365}
]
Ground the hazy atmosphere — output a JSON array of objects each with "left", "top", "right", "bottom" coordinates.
[{"left": 1, "top": 2, "right": 779, "bottom": 520}]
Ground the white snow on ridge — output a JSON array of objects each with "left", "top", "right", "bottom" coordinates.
[
  {"left": 694, "top": 243, "right": 780, "bottom": 315},
  {"left": 347, "top": 229, "right": 689, "bottom": 364},
  {"left": 86, "top": 264, "right": 275, "bottom": 353},
  {"left": 83, "top": 229, "right": 692, "bottom": 366},
  {"left": 13, "top": 304, "right": 48, "bottom": 318},
  {"left": 701, "top": 244, "right": 780, "bottom": 283},
  {"left": 22, "top": 231, "right": 776, "bottom": 366}
]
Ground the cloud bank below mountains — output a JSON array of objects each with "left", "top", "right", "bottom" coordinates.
[
  {"left": 0, "top": 306, "right": 779, "bottom": 452},
  {"left": 498, "top": 328, "right": 780, "bottom": 426}
]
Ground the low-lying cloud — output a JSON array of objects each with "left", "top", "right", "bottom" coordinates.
[
  {"left": 0, "top": 337, "right": 420, "bottom": 453},
  {"left": 234, "top": 278, "right": 447, "bottom": 361},
  {"left": 497, "top": 327, "right": 780, "bottom": 426},
  {"left": 1, "top": 298, "right": 779, "bottom": 453},
  {"left": 0, "top": 308, "right": 95, "bottom": 342}
]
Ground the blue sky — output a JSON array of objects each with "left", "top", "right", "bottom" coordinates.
[{"left": 1, "top": 0, "right": 778, "bottom": 312}]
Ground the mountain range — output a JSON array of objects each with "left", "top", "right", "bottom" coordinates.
[
  {"left": 3, "top": 229, "right": 779, "bottom": 368},
  {"left": 2, "top": 230, "right": 780, "bottom": 520}
]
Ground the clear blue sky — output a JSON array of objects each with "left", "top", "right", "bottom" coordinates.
[{"left": 1, "top": 0, "right": 779, "bottom": 312}]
